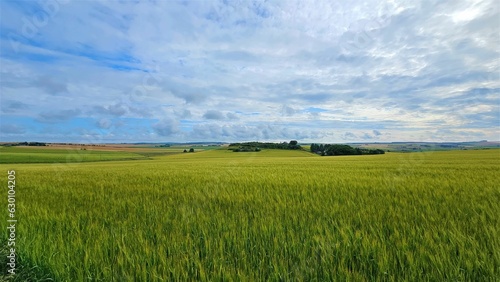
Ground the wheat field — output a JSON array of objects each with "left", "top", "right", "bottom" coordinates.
[{"left": 0, "top": 148, "right": 499, "bottom": 281}]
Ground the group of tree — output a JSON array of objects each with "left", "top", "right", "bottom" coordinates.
[
  {"left": 183, "top": 148, "right": 195, "bottom": 153},
  {"left": 228, "top": 140, "right": 302, "bottom": 152},
  {"left": 231, "top": 146, "right": 261, "bottom": 152},
  {"left": 1, "top": 142, "right": 47, "bottom": 147},
  {"left": 310, "top": 143, "right": 385, "bottom": 156}
]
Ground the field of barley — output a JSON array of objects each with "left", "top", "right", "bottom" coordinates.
[{"left": 1, "top": 148, "right": 499, "bottom": 281}]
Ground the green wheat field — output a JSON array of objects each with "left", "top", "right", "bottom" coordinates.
[{"left": 0, "top": 147, "right": 499, "bottom": 281}]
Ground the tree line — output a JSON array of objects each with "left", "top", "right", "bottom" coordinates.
[
  {"left": 229, "top": 140, "right": 302, "bottom": 152},
  {"left": 1, "top": 142, "right": 47, "bottom": 147},
  {"left": 310, "top": 143, "right": 385, "bottom": 156}
]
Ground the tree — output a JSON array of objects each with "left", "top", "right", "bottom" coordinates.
[
  {"left": 314, "top": 143, "right": 385, "bottom": 156},
  {"left": 290, "top": 140, "right": 298, "bottom": 146},
  {"left": 183, "top": 149, "right": 187, "bottom": 153},
  {"left": 189, "top": 148, "right": 194, "bottom": 152},
  {"left": 310, "top": 143, "right": 318, "bottom": 152}
]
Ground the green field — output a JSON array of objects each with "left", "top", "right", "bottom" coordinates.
[
  {"left": 0, "top": 147, "right": 149, "bottom": 163},
  {"left": 0, "top": 148, "right": 499, "bottom": 281},
  {"left": 0, "top": 146, "right": 194, "bottom": 163}
]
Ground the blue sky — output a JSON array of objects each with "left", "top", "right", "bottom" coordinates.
[{"left": 0, "top": 0, "right": 498, "bottom": 143}]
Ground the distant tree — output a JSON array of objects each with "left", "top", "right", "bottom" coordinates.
[
  {"left": 310, "top": 143, "right": 318, "bottom": 152},
  {"left": 287, "top": 140, "right": 300, "bottom": 150},
  {"left": 189, "top": 148, "right": 194, "bottom": 153},
  {"left": 324, "top": 144, "right": 357, "bottom": 156},
  {"left": 183, "top": 149, "right": 187, "bottom": 153},
  {"left": 311, "top": 143, "right": 385, "bottom": 156},
  {"left": 229, "top": 141, "right": 302, "bottom": 151}
]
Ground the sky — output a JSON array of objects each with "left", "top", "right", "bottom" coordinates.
[{"left": 0, "top": 0, "right": 499, "bottom": 143}]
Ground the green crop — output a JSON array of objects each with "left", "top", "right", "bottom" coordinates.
[
  {"left": 0, "top": 147, "right": 148, "bottom": 163},
  {"left": 0, "top": 148, "right": 498, "bottom": 281}
]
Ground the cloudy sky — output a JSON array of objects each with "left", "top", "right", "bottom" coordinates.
[{"left": 0, "top": 0, "right": 498, "bottom": 143}]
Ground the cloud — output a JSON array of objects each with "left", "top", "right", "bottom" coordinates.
[
  {"left": 226, "top": 112, "right": 239, "bottom": 120},
  {"left": 34, "top": 76, "right": 68, "bottom": 94},
  {"left": 1, "top": 100, "right": 29, "bottom": 113},
  {"left": 203, "top": 110, "right": 225, "bottom": 120},
  {"left": 361, "top": 132, "right": 373, "bottom": 140},
  {"left": 176, "top": 109, "right": 192, "bottom": 119},
  {"left": 0, "top": 0, "right": 498, "bottom": 142},
  {"left": 37, "top": 109, "right": 81, "bottom": 123},
  {"left": 187, "top": 123, "right": 330, "bottom": 142},
  {"left": 282, "top": 105, "right": 297, "bottom": 116},
  {"left": 343, "top": 132, "right": 357, "bottom": 140},
  {"left": 0, "top": 124, "right": 26, "bottom": 134},
  {"left": 96, "top": 118, "right": 112, "bottom": 129},
  {"left": 152, "top": 118, "right": 179, "bottom": 137},
  {"left": 169, "top": 89, "right": 207, "bottom": 105},
  {"left": 94, "top": 103, "right": 128, "bottom": 117}
]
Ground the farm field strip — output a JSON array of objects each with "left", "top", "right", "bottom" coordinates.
[
  {"left": 0, "top": 149, "right": 498, "bottom": 280},
  {"left": 0, "top": 146, "right": 193, "bottom": 164}
]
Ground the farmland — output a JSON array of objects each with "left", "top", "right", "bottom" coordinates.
[
  {"left": 0, "top": 145, "right": 194, "bottom": 164},
  {"left": 0, "top": 147, "right": 499, "bottom": 281}
]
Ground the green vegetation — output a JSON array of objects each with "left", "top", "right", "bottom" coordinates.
[
  {"left": 311, "top": 143, "right": 385, "bottom": 156},
  {"left": 0, "top": 147, "right": 148, "bottom": 164},
  {"left": 0, "top": 239, "right": 54, "bottom": 281},
  {"left": 0, "top": 148, "right": 498, "bottom": 281},
  {"left": 1, "top": 142, "right": 47, "bottom": 147},
  {"left": 155, "top": 144, "right": 171, "bottom": 148},
  {"left": 230, "top": 146, "right": 261, "bottom": 152},
  {"left": 229, "top": 140, "right": 301, "bottom": 152}
]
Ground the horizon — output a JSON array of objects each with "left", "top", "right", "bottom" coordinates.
[
  {"left": 2, "top": 140, "right": 498, "bottom": 146},
  {"left": 1, "top": 1, "right": 499, "bottom": 143}
]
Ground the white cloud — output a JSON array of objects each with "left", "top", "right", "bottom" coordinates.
[{"left": 152, "top": 118, "right": 179, "bottom": 137}]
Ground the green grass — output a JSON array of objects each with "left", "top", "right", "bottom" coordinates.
[
  {"left": 0, "top": 147, "right": 148, "bottom": 163},
  {"left": 0, "top": 149, "right": 499, "bottom": 281}
]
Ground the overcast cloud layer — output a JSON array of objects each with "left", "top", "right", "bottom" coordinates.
[{"left": 0, "top": 0, "right": 499, "bottom": 143}]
